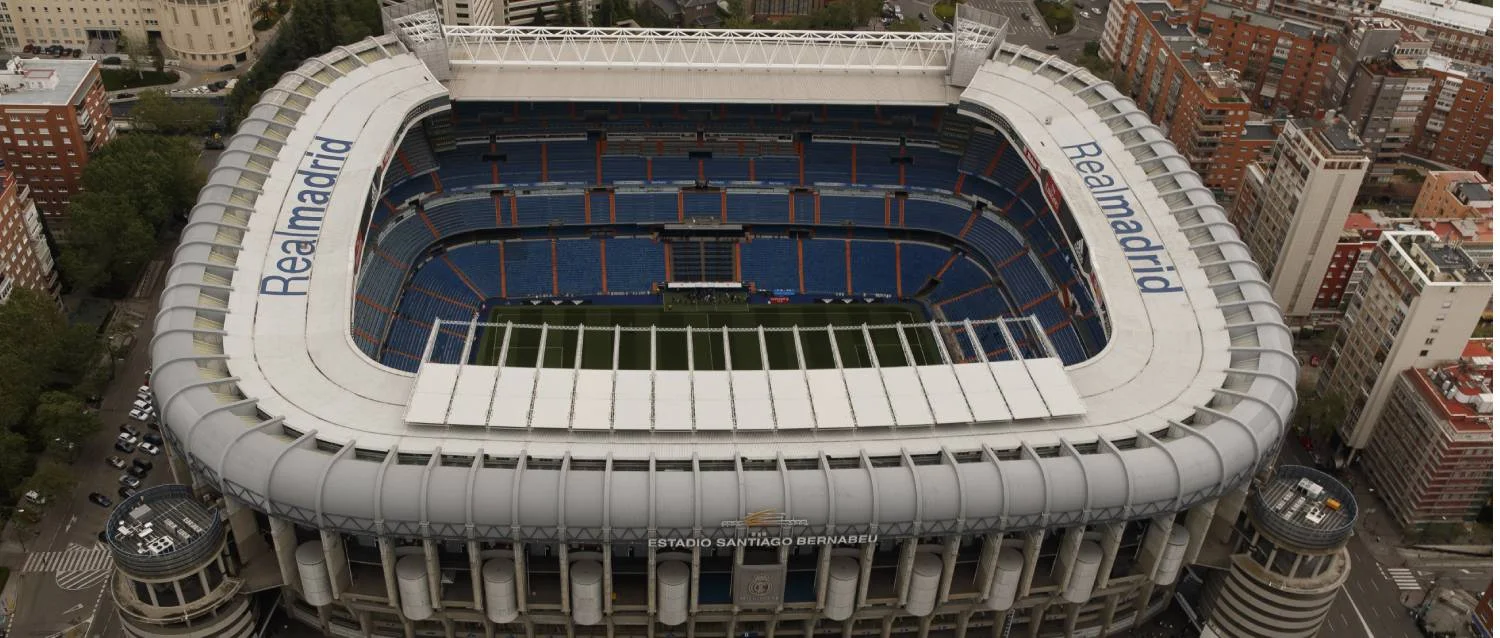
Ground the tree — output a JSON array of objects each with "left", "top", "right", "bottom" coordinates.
[
  {"left": 888, "top": 17, "right": 922, "bottom": 31},
  {"left": 149, "top": 41, "right": 166, "bottom": 74},
  {"left": 1295, "top": 391, "right": 1348, "bottom": 448},
  {"left": 254, "top": 0, "right": 278, "bottom": 23},
  {"left": 60, "top": 193, "right": 158, "bottom": 293},
  {"left": 22, "top": 461, "right": 77, "bottom": 505},
  {"left": 117, "top": 34, "right": 150, "bottom": 80},
  {"left": 533, "top": 7, "right": 550, "bottom": 25},
  {"left": 129, "top": 90, "right": 220, "bottom": 136},
  {"left": 0, "top": 290, "right": 71, "bottom": 429},
  {"left": 32, "top": 392, "right": 100, "bottom": 460},
  {"left": 0, "top": 432, "right": 32, "bottom": 498},
  {"left": 79, "top": 134, "right": 205, "bottom": 227}
]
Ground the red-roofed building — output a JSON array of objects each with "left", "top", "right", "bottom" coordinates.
[
  {"left": 1363, "top": 338, "right": 1493, "bottom": 532},
  {"left": 1313, "top": 210, "right": 1386, "bottom": 313}
]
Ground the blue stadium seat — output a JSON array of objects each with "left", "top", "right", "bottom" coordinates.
[
  {"left": 802, "top": 239, "right": 846, "bottom": 294},
  {"left": 850, "top": 241, "right": 897, "bottom": 295},
  {"left": 725, "top": 192, "right": 786, "bottom": 223},
  {"left": 556, "top": 239, "right": 602, "bottom": 295},
  {"left": 819, "top": 194, "right": 887, "bottom": 226},
  {"left": 503, "top": 240, "right": 554, "bottom": 297},
  {"left": 740, "top": 237, "right": 797, "bottom": 291},
  {"left": 898, "top": 242, "right": 950, "bottom": 295},
  {"left": 605, "top": 238, "right": 665, "bottom": 292}
]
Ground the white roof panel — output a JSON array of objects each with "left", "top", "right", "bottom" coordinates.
[
  {"left": 613, "top": 373, "right": 653, "bottom": 431},
  {"left": 573, "top": 370, "right": 615, "bottom": 430},
  {"left": 990, "top": 362, "right": 1048, "bottom": 420},
  {"left": 694, "top": 371, "right": 734, "bottom": 431},
  {"left": 881, "top": 367, "right": 934, "bottom": 426},
  {"left": 845, "top": 368, "right": 895, "bottom": 428},
  {"left": 531, "top": 369, "right": 576, "bottom": 429},
  {"left": 654, "top": 371, "right": 694, "bottom": 431},
  {"left": 490, "top": 368, "right": 537, "bottom": 428},
  {"left": 730, "top": 371, "right": 775, "bottom": 430},
  {"left": 406, "top": 364, "right": 459, "bottom": 424},
  {"left": 953, "top": 363, "right": 1010, "bottom": 422},
  {"left": 768, "top": 370, "right": 814, "bottom": 430},
  {"left": 1024, "top": 358, "right": 1087, "bottom": 417},
  {"left": 449, "top": 366, "right": 499, "bottom": 426},
  {"left": 915, "top": 366, "right": 973, "bottom": 424},
  {"left": 807, "top": 370, "right": 856, "bottom": 430}
]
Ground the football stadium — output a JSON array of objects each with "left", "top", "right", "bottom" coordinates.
[{"left": 143, "top": 4, "right": 1297, "bottom": 637}]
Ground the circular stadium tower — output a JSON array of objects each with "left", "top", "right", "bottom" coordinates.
[
  {"left": 1200, "top": 466, "right": 1357, "bottom": 638},
  {"left": 150, "top": 6, "right": 1297, "bottom": 637},
  {"left": 105, "top": 485, "right": 255, "bottom": 637}
]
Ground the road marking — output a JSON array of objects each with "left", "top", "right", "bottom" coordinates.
[
  {"left": 22, "top": 549, "right": 113, "bottom": 573},
  {"left": 1340, "top": 586, "right": 1377, "bottom": 638},
  {"left": 1387, "top": 568, "right": 1424, "bottom": 591},
  {"left": 56, "top": 569, "right": 111, "bottom": 592}
]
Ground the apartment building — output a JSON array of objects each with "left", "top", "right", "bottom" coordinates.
[
  {"left": 1212, "top": 0, "right": 1379, "bottom": 30},
  {"left": 1410, "top": 56, "right": 1492, "bottom": 174},
  {"left": 0, "top": 57, "right": 111, "bottom": 230},
  {"left": 1324, "top": 17, "right": 1415, "bottom": 112},
  {"left": 3, "top": 0, "right": 257, "bottom": 69},
  {"left": 1420, "top": 217, "right": 1493, "bottom": 273},
  {"left": 1363, "top": 338, "right": 1492, "bottom": 532},
  {"left": 1318, "top": 231, "right": 1492, "bottom": 460},
  {"left": 435, "top": 0, "right": 497, "bottom": 24},
  {"left": 1375, "top": 0, "right": 1491, "bottom": 65},
  {"left": 500, "top": 0, "right": 597, "bottom": 24},
  {"left": 1229, "top": 115, "right": 1369, "bottom": 319},
  {"left": 1194, "top": 2, "right": 1338, "bottom": 117},
  {"left": 1341, "top": 50, "right": 1435, "bottom": 183},
  {"left": 0, "top": 166, "right": 58, "bottom": 304},
  {"left": 1099, "top": 2, "right": 1258, "bottom": 192},
  {"left": 1412, "top": 171, "right": 1491, "bottom": 219},
  {"left": 1314, "top": 210, "right": 1387, "bottom": 313}
]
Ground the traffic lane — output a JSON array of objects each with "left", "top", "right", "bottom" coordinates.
[
  {"left": 6, "top": 571, "right": 106, "bottom": 636},
  {"left": 1337, "top": 525, "right": 1423, "bottom": 637}
]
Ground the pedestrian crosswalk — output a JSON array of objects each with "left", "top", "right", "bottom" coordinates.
[
  {"left": 22, "top": 548, "right": 114, "bottom": 574},
  {"left": 1386, "top": 567, "right": 1424, "bottom": 591}
]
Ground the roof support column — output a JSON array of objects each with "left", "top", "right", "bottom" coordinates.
[
  {"left": 1094, "top": 522, "right": 1125, "bottom": 590},
  {"left": 976, "top": 532, "right": 1004, "bottom": 605},
  {"left": 1016, "top": 529, "right": 1042, "bottom": 600},
  {"left": 268, "top": 516, "right": 301, "bottom": 599},
  {"left": 423, "top": 538, "right": 442, "bottom": 615},
  {"left": 466, "top": 539, "right": 485, "bottom": 613},
  {"left": 319, "top": 529, "right": 351, "bottom": 602},
  {"left": 937, "top": 534, "right": 960, "bottom": 605},
  {"left": 377, "top": 535, "right": 400, "bottom": 609},
  {"left": 1053, "top": 526, "right": 1084, "bottom": 596}
]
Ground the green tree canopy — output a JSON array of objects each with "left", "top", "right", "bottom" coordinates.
[
  {"left": 32, "top": 392, "right": 100, "bottom": 460},
  {"left": 129, "top": 90, "right": 221, "bottom": 136},
  {"left": 0, "top": 431, "right": 32, "bottom": 498},
  {"left": 60, "top": 192, "right": 158, "bottom": 293},
  {"left": 0, "top": 290, "right": 76, "bottom": 429},
  {"left": 22, "top": 460, "right": 76, "bottom": 504},
  {"left": 225, "top": 0, "right": 384, "bottom": 126}
]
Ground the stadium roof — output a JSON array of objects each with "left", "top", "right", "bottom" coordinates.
[{"left": 152, "top": 27, "right": 1295, "bottom": 541}]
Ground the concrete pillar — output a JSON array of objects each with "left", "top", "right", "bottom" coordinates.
[
  {"left": 559, "top": 544, "right": 572, "bottom": 617},
  {"left": 514, "top": 543, "right": 529, "bottom": 614},
  {"left": 955, "top": 608, "right": 972, "bottom": 638},
  {"left": 468, "top": 540, "right": 486, "bottom": 612},
  {"left": 1098, "top": 592, "right": 1119, "bottom": 631},
  {"left": 1053, "top": 527, "right": 1084, "bottom": 591},
  {"left": 222, "top": 498, "right": 271, "bottom": 578},
  {"left": 1063, "top": 602, "right": 1080, "bottom": 636},
  {"left": 320, "top": 530, "right": 351, "bottom": 600},
  {"left": 690, "top": 543, "right": 701, "bottom": 615},
  {"left": 603, "top": 543, "right": 614, "bottom": 617},
  {"left": 937, "top": 535, "right": 960, "bottom": 604},
  {"left": 815, "top": 543, "right": 832, "bottom": 612},
  {"left": 378, "top": 538, "right": 401, "bottom": 608},
  {"left": 917, "top": 613, "right": 933, "bottom": 638},
  {"left": 857, "top": 541, "right": 875, "bottom": 607},
  {"left": 1025, "top": 603, "right": 1045, "bottom": 638},
  {"left": 1211, "top": 484, "right": 1250, "bottom": 545},
  {"left": 1183, "top": 500, "right": 1216, "bottom": 565},
  {"left": 424, "top": 539, "right": 443, "bottom": 611},
  {"left": 880, "top": 613, "right": 895, "bottom": 638},
  {"left": 732, "top": 544, "right": 746, "bottom": 614},
  {"left": 646, "top": 544, "right": 657, "bottom": 617},
  {"left": 896, "top": 539, "right": 917, "bottom": 606},
  {"left": 976, "top": 533, "right": 1003, "bottom": 597},
  {"left": 1016, "top": 531, "right": 1042, "bottom": 599},
  {"left": 1095, "top": 523, "right": 1125, "bottom": 589},
  {"left": 268, "top": 517, "right": 301, "bottom": 597},
  {"left": 357, "top": 609, "right": 373, "bottom": 636}
]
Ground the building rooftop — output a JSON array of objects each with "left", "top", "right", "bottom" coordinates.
[
  {"left": 1423, "top": 54, "right": 1494, "bottom": 79},
  {"left": 1252, "top": 466, "right": 1358, "bottom": 548},
  {"left": 1421, "top": 218, "right": 1492, "bottom": 244},
  {"left": 1392, "top": 231, "right": 1492, "bottom": 283},
  {"left": 1408, "top": 339, "right": 1493, "bottom": 432},
  {"left": 1377, "top": 0, "right": 1492, "bottom": 35},
  {"left": 1454, "top": 181, "right": 1492, "bottom": 205},
  {"left": 1243, "top": 122, "right": 1278, "bottom": 141},
  {"left": 0, "top": 58, "right": 96, "bottom": 106},
  {"left": 1296, "top": 116, "right": 1367, "bottom": 154}
]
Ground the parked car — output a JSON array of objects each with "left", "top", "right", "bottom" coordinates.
[
  {"left": 132, "top": 459, "right": 154, "bottom": 472},
  {"left": 118, "top": 487, "right": 138, "bottom": 500},
  {"left": 117, "top": 432, "right": 138, "bottom": 445},
  {"left": 129, "top": 408, "right": 153, "bottom": 421},
  {"left": 1045, "top": 44, "right": 1060, "bottom": 51},
  {"left": 131, "top": 399, "right": 151, "bottom": 411},
  {"left": 217, "top": 63, "right": 236, "bottom": 72},
  {"left": 119, "top": 423, "right": 140, "bottom": 437},
  {"left": 114, "top": 439, "right": 138, "bottom": 454},
  {"left": 138, "top": 442, "right": 161, "bottom": 456},
  {"left": 23, "top": 490, "right": 45, "bottom": 505},
  {"left": 88, "top": 493, "right": 112, "bottom": 508},
  {"left": 127, "top": 464, "right": 150, "bottom": 478},
  {"left": 118, "top": 474, "right": 141, "bottom": 489},
  {"left": 106, "top": 456, "right": 127, "bottom": 469},
  {"left": 142, "top": 433, "right": 163, "bottom": 446}
]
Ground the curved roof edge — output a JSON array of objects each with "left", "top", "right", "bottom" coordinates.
[{"left": 150, "top": 37, "right": 1296, "bottom": 541}]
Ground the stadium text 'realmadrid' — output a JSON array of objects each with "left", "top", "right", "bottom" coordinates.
[
  {"left": 1060, "top": 141, "right": 1183, "bottom": 294},
  {"left": 259, "top": 136, "right": 353, "bottom": 296}
]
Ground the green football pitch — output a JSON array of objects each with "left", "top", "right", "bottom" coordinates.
[{"left": 471, "top": 303, "right": 947, "bottom": 370}]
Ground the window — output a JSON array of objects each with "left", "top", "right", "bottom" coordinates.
[{"left": 1420, "top": 350, "right": 1429, "bottom": 357}]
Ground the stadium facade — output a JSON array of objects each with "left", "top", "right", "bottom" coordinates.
[{"left": 143, "top": 4, "right": 1297, "bottom": 637}]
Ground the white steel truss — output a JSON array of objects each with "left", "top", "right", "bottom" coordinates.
[{"left": 443, "top": 26, "right": 955, "bottom": 72}]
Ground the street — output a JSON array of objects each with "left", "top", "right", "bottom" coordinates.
[{"left": 890, "top": 0, "right": 1107, "bottom": 64}]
